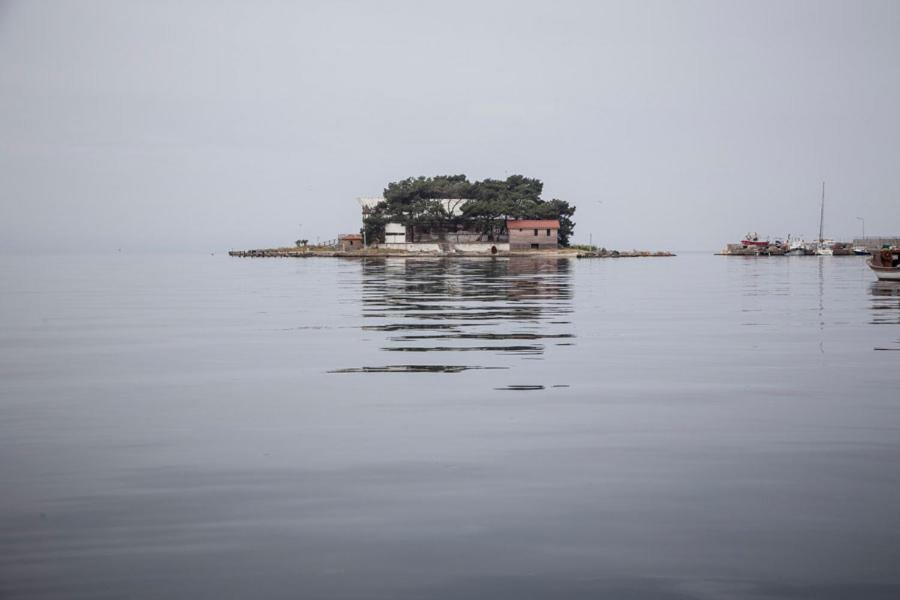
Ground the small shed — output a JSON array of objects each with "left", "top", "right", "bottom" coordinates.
[
  {"left": 507, "top": 219, "right": 560, "bottom": 250},
  {"left": 338, "top": 234, "right": 364, "bottom": 251}
]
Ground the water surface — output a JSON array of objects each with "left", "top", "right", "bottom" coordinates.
[{"left": 1, "top": 253, "right": 899, "bottom": 599}]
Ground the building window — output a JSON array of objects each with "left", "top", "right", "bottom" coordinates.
[
  {"left": 546, "top": 229, "right": 551, "bottom": 236},
  {"left": 534, "top": 229, "right": 538, "bottom": 236},
  {"left": 531, "top": 243, "right": 539, "bottom": 249}
]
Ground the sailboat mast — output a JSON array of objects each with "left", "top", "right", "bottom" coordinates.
[{"left": 818, "top": 181, "right": 825, "bottom": 243}]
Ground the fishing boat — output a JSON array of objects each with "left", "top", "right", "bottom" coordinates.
[
  {"left": 785, "top": 235, "right": 813, "bottom": 256},
  {"left": 741, "top": 232, "right": 769, "bottom": 247},
  {"left": 867, "top": 248, "right": 900, "bottom": 281}
]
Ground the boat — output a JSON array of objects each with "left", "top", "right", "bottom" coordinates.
[
  {"left": 867, "top": 248, "right": 900, "bottom": 281},
  {"left": 785, "top": 235, "right": 813, "bottom": 256},
  {"left": 852, "top": 246, "right": 871, "bottom": 256},
  {"left": 741, "top": 232, "right": 769, "bottom": 247},
  {"left": 816, "top": 240, "right": 835, "bottom": 256},
  {"left": 814, "top": 182, "right": 833, "bottom": 255}
]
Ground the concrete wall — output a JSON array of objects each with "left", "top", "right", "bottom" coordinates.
[
  {"left": 853, "top": 237, "right": 900, "bottom": 251},
  {"left": 381, "top": 243, "right": 442, "bottom": 253},
  {"left": 380, "top": 242, "right": 509, "bottom": 254},
  {"left": 509, "top": 227, "right": 558, "bottom": 250},
  {"left": 454, "top": 243, "right": 509, "bottom": 253}
]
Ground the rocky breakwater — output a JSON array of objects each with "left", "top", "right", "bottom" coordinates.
[
  {"left": 717, "top": 243, "right": 786, "bottom": 256},
  {"left": 229, "top": 247, "right": 676, "bottom": 259},
  {"left": 228, "top": 247, "right": 462, "bottom": 258},
  {"left": 576, "top": 250, "right": 675, "bottom": 258},
  {"left": 228, "top": 248, "right": 321, "bottom": 257}
]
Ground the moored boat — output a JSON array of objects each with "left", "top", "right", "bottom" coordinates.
[
  {"left": 867, "top": 248, "right": 900, "bottom": 281},
  {"left": 815, "top": 182, "right": 833, "bottom": 255},
  {"left": 785, "top": 235, "right": 813, "bottom": 255},
  {"left": 815, "top": 240, "right": 835, "bottom": 255},
  {"left": 741, "top": 232, "right": 769, "bottom": 247}
]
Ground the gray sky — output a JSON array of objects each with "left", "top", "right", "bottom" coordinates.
[{"left": 1, "top": 0, "right": 898, "bottom": 252}]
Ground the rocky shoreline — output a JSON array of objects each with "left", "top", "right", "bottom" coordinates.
[
  {"left": 575, "top": 250, "right": 675, "bottom": 258},
  {"left": 228, "top": 247, "right": 675, "bottom": 259}
]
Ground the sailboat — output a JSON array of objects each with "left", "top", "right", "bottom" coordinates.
[{"left": 815, "top": 181, "right": 835, "bottom": 255}]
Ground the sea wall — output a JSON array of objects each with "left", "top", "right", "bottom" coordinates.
[
  {"left": 718, "top": 244, "right": 786, "bottom": 256},
  {"left": 853, "top": 237, "right": 900, "bottom": 251},
  {"left": 229, "top": 246, "right": 673, "bottom": 259},
  {"left": 380, "top": 243, "right": 442, "bottom": 252},
  {"left": 379, "top": 242, "right": 510, "bottom": 253},
  {"left": 455, "top": 243, "right": 510, "bottom": 253}
]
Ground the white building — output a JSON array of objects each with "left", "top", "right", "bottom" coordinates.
[{"left": 385, "top": 222, "right": 405, "bottom": 244}]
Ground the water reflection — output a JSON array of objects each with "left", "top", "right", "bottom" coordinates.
[
  {"left": 330, "top": 365, "right": 507, "bottom": 373},
  {"left": 338, "top": 257, "right": 574, "bottom": 374},
  {"left": 819, "top": 257, "right": 825, "bottom": 353},
  {"left": 870, "top": 282, "right": 900, "bottom": 350},
  {"left": 870, "top": 282, "right": 900, "bottom": 324}
]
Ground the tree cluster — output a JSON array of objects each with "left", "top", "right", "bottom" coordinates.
[{"left": 363, "top": 174, "right": 575, "bottom": 246}]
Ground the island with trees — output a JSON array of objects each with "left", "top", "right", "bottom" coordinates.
[
  {"left": 362, "top": 174, "right": 576, "bottom": 247},
  {"left": 228, "top": 173, "right": 674, "bottom": 258}
]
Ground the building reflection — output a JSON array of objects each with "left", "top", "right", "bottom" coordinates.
[{"left": 355, "top": 257, "right": 574, "bottom": 363}]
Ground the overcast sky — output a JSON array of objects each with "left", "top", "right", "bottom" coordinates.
[{"left": 1, "top": 0, "right": 898, "bottom": 252}]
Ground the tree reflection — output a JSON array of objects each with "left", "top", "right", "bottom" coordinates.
[{"left": 356, "top": 257, "right": 575, "bottom": 363}]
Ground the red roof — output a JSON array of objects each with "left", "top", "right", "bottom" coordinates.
[
  {"left": 339, "top": 234, "right": 363, "bottom": 240},
  {"left": 507, "top": 219, "right": 560, "bottom": 230}
]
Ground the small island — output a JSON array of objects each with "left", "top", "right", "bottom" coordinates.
[{"left": 229, "top": 174, "right": 673, "bottom": 258}]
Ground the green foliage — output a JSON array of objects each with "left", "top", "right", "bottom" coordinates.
[
  {"left": 540, "top": 199, "right": 576, "bottom": 247},
  {"left": 367, "top": 174, "right": 576, "bottom": 246},
  {"left": 383, "top": 174, "right": 473, "bottom": 205},
  {"left": 362, "top": 208, "right": 387, "bottom": 245}
]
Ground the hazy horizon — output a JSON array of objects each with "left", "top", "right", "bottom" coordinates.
[{"left": 2, "top": 0, "right": 899, "bottom": 253}]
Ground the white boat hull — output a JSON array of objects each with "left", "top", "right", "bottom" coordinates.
[{"left": 867, "top": 259, "right": 900, "bottom": 281}]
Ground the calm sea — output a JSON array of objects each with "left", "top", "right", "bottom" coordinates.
[{"left": 1, "top": 253, "right": 899, "bottom": 599}]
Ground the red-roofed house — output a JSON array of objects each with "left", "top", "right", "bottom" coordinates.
[
  {"left": 507, "top": 220, "right": 560, "bottom": 250},
  {"left": 338, "top": 233, "right": 363, "bottom": 251}
]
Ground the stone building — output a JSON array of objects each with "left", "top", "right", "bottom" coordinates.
[
  {"left": 507, "top": 220, "right": 560, "bottom": 250},
  {"left": 338, "top": 234, "right": 363, "bottom": 251}
]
